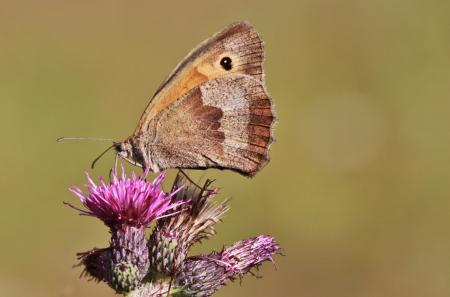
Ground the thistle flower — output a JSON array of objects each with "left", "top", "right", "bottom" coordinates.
[
  {"left": 174, "top": 235, "right": 282, "bottom": 296},
  {"left": 69, "top": 170, "right": 282, "bottom": 296},
  {"left": 148, "top": 172, "right": 229, "bottom": 276},
  {"left": 218, "top": 235, "right": 281, "bottom": 273},
  {"left": 68, "top": 168, "right": 182, "bottom": 293},
  {"left": 68, "top": 169, "right": 180, "bottom": 228}
]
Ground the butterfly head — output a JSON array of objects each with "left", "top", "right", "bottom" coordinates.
[{"left": 114, "top": 139, "right": 146, "bottom": 168}]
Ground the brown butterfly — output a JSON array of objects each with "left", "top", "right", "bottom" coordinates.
[{"left": 113, "top": 21, "right": 275, "bottom": 177}]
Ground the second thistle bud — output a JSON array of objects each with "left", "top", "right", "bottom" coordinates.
[
  {"left": 148, "top": 172, "right": 229, "bottom": 277},
  {"left": 149, "top": 231, "right": 182, "bottom": 275}
]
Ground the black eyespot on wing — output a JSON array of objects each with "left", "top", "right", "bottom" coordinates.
[{"left": 220, "top": 56, "right": 233, "bottom": 71}]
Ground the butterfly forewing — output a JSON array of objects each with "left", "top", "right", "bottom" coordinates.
[{"left": 134, "top": 21, "right": 265, "bottom": 133}]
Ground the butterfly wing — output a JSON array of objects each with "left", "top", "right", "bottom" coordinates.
[
  {"left": 133, "top": 21, "right": 265, "bottom": 134},
  {"left": 147, "top": 74, "right": 275, "bottom": 176}
]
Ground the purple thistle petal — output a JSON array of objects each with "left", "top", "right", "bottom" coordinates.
[{"left": 67, "top": 168, "right": 183, "bottom": 228}]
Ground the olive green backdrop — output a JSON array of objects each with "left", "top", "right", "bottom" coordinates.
[{"left": 1, "top": 1, "right": 449, "bottom": 296}]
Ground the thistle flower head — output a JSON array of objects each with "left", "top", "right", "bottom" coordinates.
[
  {"left": 68, "top": 168, "right": 181, "bottom": 228},
  {"left": 219, "top": 235, "right": 281, "bottom": 274},
  {"left": 175, "top": 235, "right": 282, "bottom": 296}
]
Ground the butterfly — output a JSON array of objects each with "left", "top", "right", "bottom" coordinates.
[{"left": 114, "top": 21, "right": 275, "bottom": 177}]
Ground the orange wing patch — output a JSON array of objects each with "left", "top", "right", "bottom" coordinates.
[{"left": 148, "top": 68, "right": 209, "bottom": 120}]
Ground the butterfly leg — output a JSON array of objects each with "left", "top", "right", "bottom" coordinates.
[
  {"left": 108, "top": 154, "right": 119, "bottom": 181},
  {"left": 113, "top": 153, "right": 118, "bottom": 175}
]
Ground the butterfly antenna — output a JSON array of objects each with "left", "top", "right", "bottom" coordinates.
[
  {"left": 56, "top": 136, "right": 114, "bottom": 142},
  {"left": 91, "top": 144, "right": 116, "bottom": 169}
]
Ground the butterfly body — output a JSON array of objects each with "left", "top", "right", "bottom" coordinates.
[{"left": 116, "top": 21, "right": 275, "bottom": 177}]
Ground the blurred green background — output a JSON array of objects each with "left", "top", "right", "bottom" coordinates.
[{"left": 1, "top": 0, "right": 450, "bottom": 296}]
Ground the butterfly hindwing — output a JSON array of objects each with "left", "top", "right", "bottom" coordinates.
[{"left": 147, "top": 75, "right": 275, "bottom": 176}]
